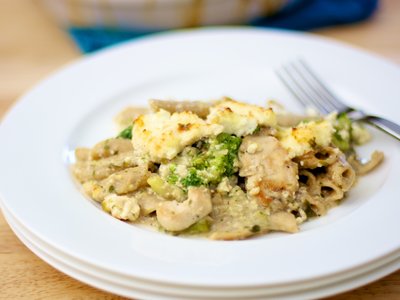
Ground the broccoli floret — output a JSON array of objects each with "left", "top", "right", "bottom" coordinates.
[
  {"left": 167, "top": 173, "right": 179, "bottom": 184},
  {"left": 215, "top": 133, "right": 242, "bottom": 176},
  {"left": 159, "top": 134, "right": 241, "bottom": 189},
  {"left": 166, "top": 164, "right": 179, "bottom": 184},
  {"left": 117, "top": 125, "right": 133, "bottom": 139},
  {"left": 332, "top": 113, "right": 352, "bottom": 152},
  {"left": 181, "top": 168, "right": 204, "bottom": 187},
  {"left": 192, "top": 133, "right": 242, "bottom": 185}
]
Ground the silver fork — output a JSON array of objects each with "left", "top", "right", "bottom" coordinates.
[{"left": 276, "top": 59, "right": 400, "bottom": 141}]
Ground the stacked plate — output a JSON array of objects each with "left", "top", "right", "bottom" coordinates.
[
  {"left": 1, "top": 28, "right": 399, "bottom": 299},
  {"left": 2, "top": 203, "right": 400, "bottom": 300}
]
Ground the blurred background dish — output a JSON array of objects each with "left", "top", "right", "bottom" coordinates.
[
  {"left": 39, "top": 0, "right": 292, "bottom": 30},
  {"left": 38, "top": 0, "right": 379, "bottom": 53}
]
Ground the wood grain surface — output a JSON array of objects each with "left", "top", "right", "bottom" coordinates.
[{"left": 1, "top": 0, "right": 399, "bottom": 299}]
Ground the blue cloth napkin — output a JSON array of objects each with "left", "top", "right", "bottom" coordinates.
[{"left": 69, "top": 0, "right": 378, "bottom": 53}]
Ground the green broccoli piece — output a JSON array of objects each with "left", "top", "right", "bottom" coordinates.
[
  {"left": 192, "top": 133, "right": 242, "bottom": 185},
  {"left": 117, "top": 125, "right": 133, "bottom": 139},
  {"left": 182, "top": 218, "right": 211, "bottom": 234},
  {"left": 252, "top": 125, "right": 261, "bottom": 134},
  {"left": 332, "top": 113, "right": 352, "bottom": 152},
  {"left": 215, "top": 133, "right": 242, "bottom": 176},
  {"left": 160, "top": 134, "right": 241, "bottom": 189},
  {"left": 181, "top": 168, "right": 204, "bottom": 187},
  {"left": 166, "top": 164, "right": 179, "bottom": 184}
]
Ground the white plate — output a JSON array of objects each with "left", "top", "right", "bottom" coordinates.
[
  {"left": 3, "top": 203, "right": 400, "bottom": 300},
  {"left": 4, "top": 196, "right": 400, "bottom": 299},
  {"left": 0, "top": 28, "right": 399, "bottom": 289}
]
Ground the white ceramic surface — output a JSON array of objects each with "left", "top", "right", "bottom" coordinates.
[
  {"left": 3, "top": 203, "right": 400, "bottom": 300},
  {"left": 0, "top": 28, "right": 399, "bottom": 291},
  {"left": 2, "top": 190, "right": 400, "bottom": 299}
]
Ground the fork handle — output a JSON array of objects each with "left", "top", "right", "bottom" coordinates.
[{"left": 365, "top": 116, "right": 400, "bottom": 141}]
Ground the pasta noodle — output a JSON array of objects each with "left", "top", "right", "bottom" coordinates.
[
  {"left": 348, "top": 151, "right": 384, "bottom": 175},
  {"left": 317, "top": 177, "right": 344, "bottom": 203},
  {"left": 327, "top": 160, "right": 356, "bottom": 192},
  {"left": 294, "top": 147, "right": 338, "bottom": 169}
]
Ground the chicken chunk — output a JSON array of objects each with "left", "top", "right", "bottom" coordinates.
[
  {"left": 135, "top": 188, "right": 163, "bottom": 216},
  {"left": 156, "top": 187, "right": 212, "bottom": 231},
  {"left": 268, "top": 212, "right": 298, "bottom": 233},
  {"left": 239, "top": 136, "right": 299, "bottom": 205},
  {"left": 102, "top": 194, "right": 140, "bottom": 221}
]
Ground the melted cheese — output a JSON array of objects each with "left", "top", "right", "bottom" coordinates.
[
  {"left": 277, "top": 120, "right": 333, "bottom": 158},
  {"left": 207, "top": 99, "right": 277, "bottom": 136},
  {"left": 132, "top": 109, "right": 223, "bottom": 162}
]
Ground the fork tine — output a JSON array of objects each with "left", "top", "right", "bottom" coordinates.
[
  {"left": 277, "top": 63, "right": 331, "bottom": 114},
  {"left": 288, "top": 61, "right": 337, "bottom": 113},
  {"left": 297, "top": 60, "right": 349, "bottom": 113},
  {"left": 277, "top": 60, "right": 400, "bottom": 141},
  {"left": 276, "top": 67, "right": 311, "bottom": 109}
]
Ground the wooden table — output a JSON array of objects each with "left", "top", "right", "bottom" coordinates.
[{"left": 1, "top": 1, "right": 399, "bottom": 299}]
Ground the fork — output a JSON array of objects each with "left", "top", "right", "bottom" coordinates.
[{"left": 276, "top": 59, "right": 400, "bottom": 141}]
